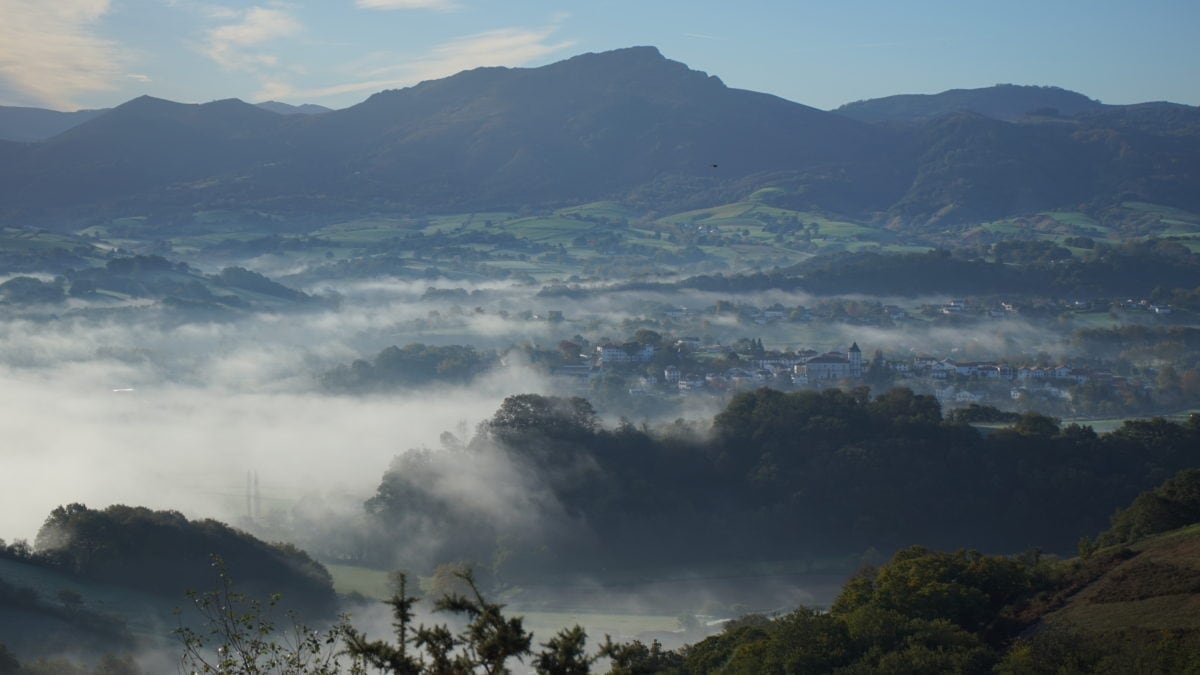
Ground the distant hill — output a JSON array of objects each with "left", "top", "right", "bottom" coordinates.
[
  {"left": 29, "top": 503, "right": 336, "bottom": 616},
  {"left": 834, "top": 84, "right": 1105, "bottom": 123},
  {"left": 0, "top": 105, "right": 106, "bottom": 142},
  {"left": 0, "top": 503, "right": 338, "bottom": 662},
  {"left": 0, "top": 47, "right": 1196, "bottom": 230},
  {"left": 0, "top": 101, "right": 330, "bottom": 143},
  {"left": 0, "top": 253, "right": 318, "bottom": 314},
  {"left": 7, "top": 96, "right": 293, "bottom": 209},
  {"left": 255, "top": 100, "right": 333, "bottom": 115}
]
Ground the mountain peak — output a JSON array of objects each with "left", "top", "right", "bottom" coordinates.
[
  {"left": 538, "top": 45, "right": 724, "bottom": 93},
  {"left": 571, "top": 45, "right": 665, "bottom": 61},
  {"left": 119, "top": 94, "right": 174, "bottom": 108},
  {"left": 553, "top": 45, "right": 697, "bottom": 73},
  {"left": 255, "top": 101, "right": 333, "bottom": 115}
]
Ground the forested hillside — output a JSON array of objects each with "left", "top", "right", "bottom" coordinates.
[
  {"left": 363, "top": 389, "right": 1200, "bottom": 578},
  {"left": 3, "top": 504, "right": 336, "bottom": 618}
]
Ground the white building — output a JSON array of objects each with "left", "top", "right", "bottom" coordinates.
[{"left": 797, "top": 343, "right": 862, "bottom": 381}]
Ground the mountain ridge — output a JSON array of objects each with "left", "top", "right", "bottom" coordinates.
[
  {"left": 834, "top": 83, "right": 1106, "bottom": 123},
  {"left": 0, "top": 99, "right": 334, "bottom": 143},
  {"left": 0, "top": 46, "right": 1197, "bottom": 229}
]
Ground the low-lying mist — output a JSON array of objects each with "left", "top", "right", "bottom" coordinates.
[
  {"left": 0, "top": 282, "right": 568, "bottom": 543},
  {"left": 0, "top": 274, "right": 1078, "bottom": 544}
]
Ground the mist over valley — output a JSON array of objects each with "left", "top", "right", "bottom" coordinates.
[{"left": 3, "top": 25, "right": 1200, "bottom": 673}]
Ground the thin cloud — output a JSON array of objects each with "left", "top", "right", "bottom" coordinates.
[
  {"left": 257, "top": 24, "right": 574, "bottom": 102},
  {"left": 0, "top": 0, "right": 126, "bottom": 109},
  {"left": 127, "top": 72, "right": 152, "bottom": 83},
  {"left": 684, "top": 33, "right": 727, "bottom": 41},
  {"left": 204, "top": 5, "right": 301, "bottom": 72},
  {"left": 355, "top": 0, "right": 461, "bottom": 11}
]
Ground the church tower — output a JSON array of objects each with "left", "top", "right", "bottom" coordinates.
[{"left": 848, "top": 342, "right": 862, "bottom": 377}]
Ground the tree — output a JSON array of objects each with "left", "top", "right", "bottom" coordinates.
[
  {"left": 534, "top": 626, "right": 594, "bottom": 675},
  {"left": 342, "top": 573, "right": 422, "bottom": 674},
  {"left": 484, "top": 394, "right": 598, "bottom": 440},
  {"left": 632, "top": 329, "right": 663, "bottom": 348},
  {"left": 597, "top": 637, "right": 682, "bottom": 675},
  {"left": 345, "top": 569, "right": 532, "bottom": 675},
  {"left": 1097, "top": 469, "right": 1200, "bottom": 546},
  {"left": 864, "top": 349, "right": 893, "bottom": 387},
  {"left": 175, "top": 556, "right": 351, "bottom": 675},
  {"left": 1012, "top": 412, "right": 1060, "bottom": 437}
]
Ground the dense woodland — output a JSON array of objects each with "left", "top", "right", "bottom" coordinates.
[
  {"left": 362, "top": 389, "right": 1200, "bottom": 578},
  {"left": 320, "top": 343, "right": 496, "bottom": 392},
  {"left": 0, "top": 504, "right": 336, "bottom": 618}
]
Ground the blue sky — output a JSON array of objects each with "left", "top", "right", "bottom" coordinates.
[{"left": 1, "top": 1, "right": 1197, "bottom": 112}]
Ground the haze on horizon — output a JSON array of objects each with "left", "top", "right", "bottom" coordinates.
[{"left": 0, "top": 1, "right": 1197, "bottom": 113}]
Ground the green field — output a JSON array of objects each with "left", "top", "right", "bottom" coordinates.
[
  {"left": 38, "top": 196, "right": 1200, "bottom": 283},
  {"left": 519, "top": 610, "right": 678, "bottom": 641},
  {"left": 555, "top": 201, "right": 638, "bottom": 221},
  {"left": 326, "top": 563, "right": 393, "bottom": 598}
]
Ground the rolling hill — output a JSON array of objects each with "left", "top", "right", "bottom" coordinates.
[{"left": 834, "top": 83, "right": 1105, "bottom": 123}]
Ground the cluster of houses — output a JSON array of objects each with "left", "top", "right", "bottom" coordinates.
[
  {"left": 552, "top": 341, "right": 869, "bottom": 394},
  {"left": 1121, "top": 298, "right": 1173, "bottom": 314},
  {"left": 549, "top": 335, "right": 1133, "bottom": 412},
  {"left": 659, "top": 294, "right": 1169, "bottom": 329},
  {"left": 912, "top": 357, "right": 1106, "bottom": 384}
]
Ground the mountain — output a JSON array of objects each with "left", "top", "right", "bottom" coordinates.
[
  {"left": 2, "top": 96, "right": 293, "bottom": 212},
  {"left": 0, "top": 47, "right": 1196, "bottom": 229},
  {"left": 255, "top": 100, "right": 333, "bottom": 115},
  {"left": 834, "top": 84, "right": 1105, "bottom": 123},
  {"left": 269, "top": 46, "right": 884, "bottom": 210},
  {"left": 0, "top": 46, "right": 886, "bottom": 221},
  {"left": 885, "top": 103, "right": 1200, "bottom": 228},
  {"left": 0, "top": 105, "right": 106, "bottom": 142}
]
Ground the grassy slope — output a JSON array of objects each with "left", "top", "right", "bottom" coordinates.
[{"left": 1044, "top": 523, "right": 1200, "bottom": 634}]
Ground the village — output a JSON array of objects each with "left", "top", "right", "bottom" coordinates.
[{"left": 550, "top": 332, "right": 1147, "bottom": 416}]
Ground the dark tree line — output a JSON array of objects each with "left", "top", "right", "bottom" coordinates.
[
  {"left": 542, "top": 240, "right": 1200, "bottom": 299},
  {"left": 365, "top": 389, "right": 1200, "bottom": 578},
  {"left": 320, "top": 343, "right": 497, "bottom": 392},
  {"left": 12, "top": 504, "right": 337, "bottom": 618}
]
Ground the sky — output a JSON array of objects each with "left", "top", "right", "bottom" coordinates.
[{"left": 0, "top": 0, "right": 1198, "bottom": 112}]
